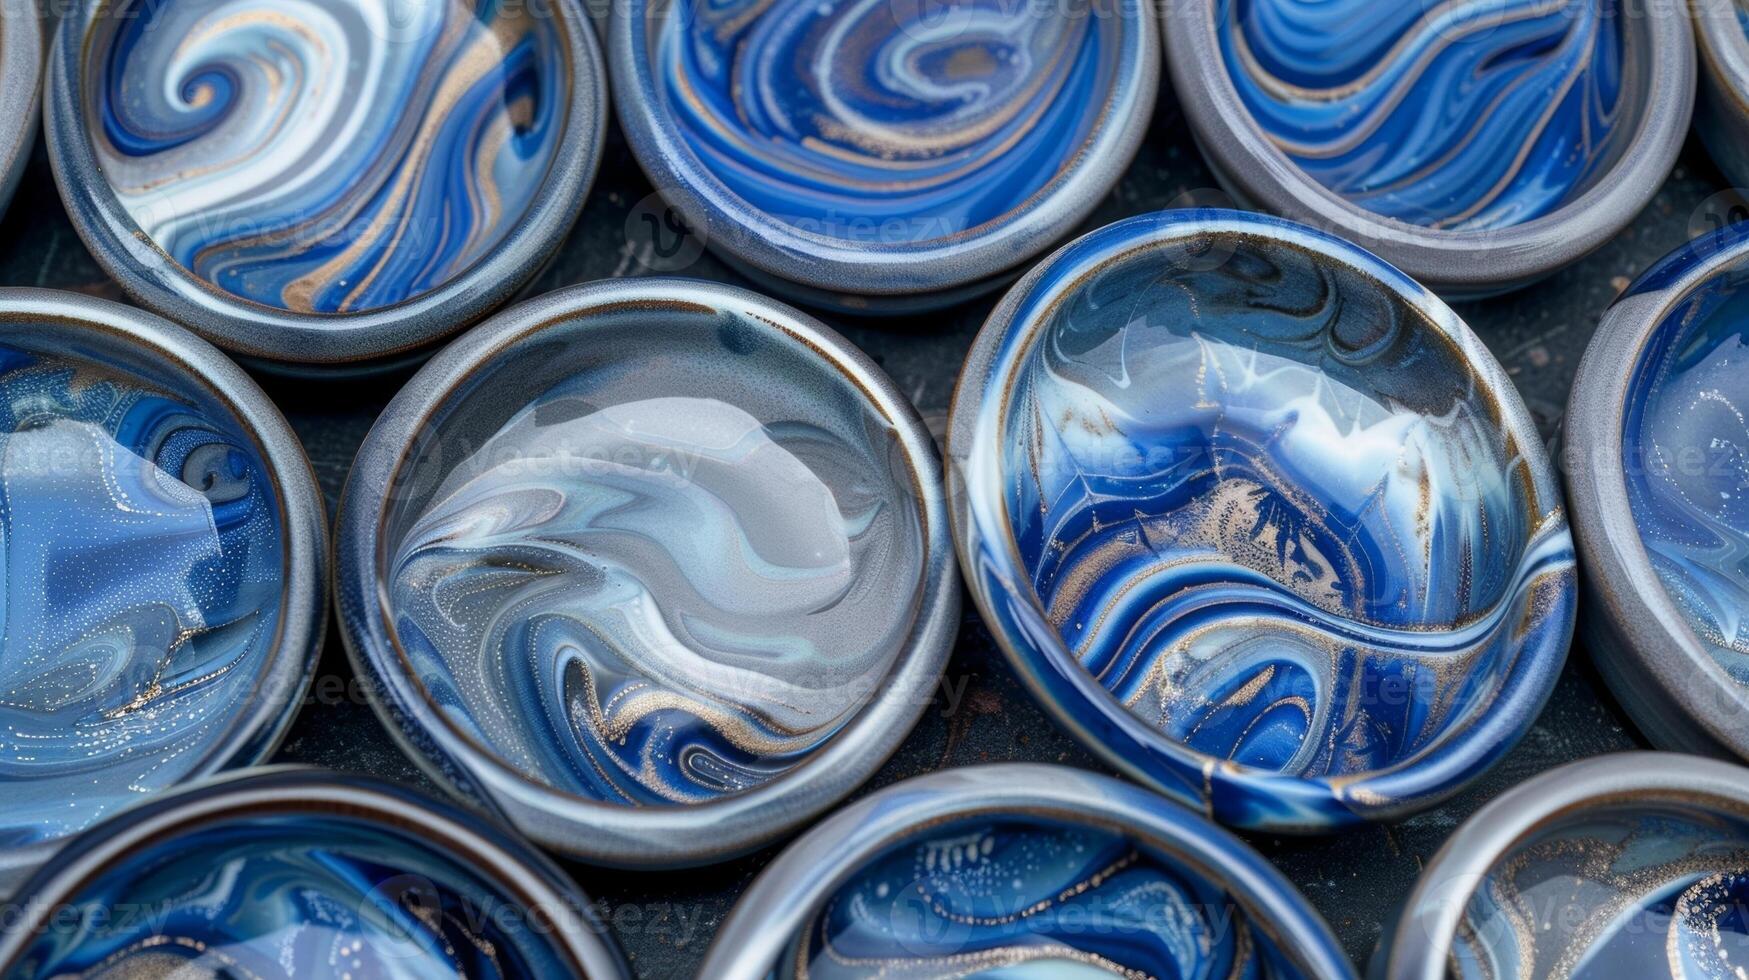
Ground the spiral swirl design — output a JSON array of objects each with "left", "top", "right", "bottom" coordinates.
[
  {"left": 785, "top": 817, "right": 1303, "bottom": 978},
  {"left": 653, "top": 0, "right": 1121, "bottom": 243},
  {"left": 1220, "top": 0, "right": 1629, "bottom": 230},
  {"left": 16, "top": 815, "right": 570, "bottom": 978},
  {"left": 87, "top": 0, "right": 567, "bottom": 313},
  {"left": 0, "top": 343, "right": 283, "bottom": 847}
]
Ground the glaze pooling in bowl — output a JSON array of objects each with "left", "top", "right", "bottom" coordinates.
[
  {"left": 87, "top": 0, "right": 567, "bottom": 314},
  {"left": 0, "top": 341, "right": 284, "bottom": 848},
  {"left": 1220, "top": 0, "right": 1631, "bottom": 230}
]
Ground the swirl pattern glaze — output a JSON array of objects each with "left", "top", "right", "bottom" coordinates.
[
  {"left": 1623, "top": 256, "right": 1749, "bottom": 686},
  {"left": 783, "top": 817, "right": 1303, "bottom": 979},
  {"left": 13, "top": 812, "right": 575, "bottom": 978},
  {"left": 1453, "top": 803, "right": 1749, "bottom": 979},
  {"left": 385, "top": 307, "right": 926, "bottom": 806},
  {"left": 652, "top": 0, "right": 1124, "bottom": 244},
  {"left": 0, "top": 342, "right": 283, "bottom": 848},
  {"left": 86, "top": 0, "right": 568, "bottom": 314},
  {"left": 1220, "top": 0, "right": 1630, "bottom": 230}
]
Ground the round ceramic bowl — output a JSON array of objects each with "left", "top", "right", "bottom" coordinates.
[
  {"left": 1695, "top": 0, "right": 1749, "bottom": 190},
  {"left": 699, "top": 763, "right": 1355, "bottom": 979},
  {"left": 44, "top": 0, "right": 606, "bottom": 372},
  {"left": 1376, "top": 753, "right": 1749, "bottom": 978},
  {"left": 608, "top": 0, "right": 1159, "bottom": 314},
  {"left": 0, "top": 767, "right": 629, "bottom": 977},
  {"left": 1566, "top": 223, "right": 1749, "bottom": 759},
  {"left": 0, "top": 288, "right": 326, "bottom": 892},
  {"left": 336, "top": 278, "right": 959, "bottom": 867},
  {"left": 1165, "top": 0, "right": 1694, "bottom": 299},
  {"left": 0, "top": 0, "right": 39, "bottom": 223},
  {"left": 948, "top": 209, "right": 1577, "bottom": 832}
]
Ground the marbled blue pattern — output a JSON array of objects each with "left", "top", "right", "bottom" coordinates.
[
  {"left": 652, "top": 0, "right": 1123, "bottom": 243},
  {"left": 87, "top": 0, "right": 567, "bottom": 313},
  {"left": 1220, "top": 0, "right": 1629, "bottom": 229},
  {"left": 0, "top": 342, "right": 283, "bottom": 847}
]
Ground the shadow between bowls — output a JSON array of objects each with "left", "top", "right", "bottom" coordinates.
[
  {"left": 0, "top": 0, "right": 38, "bottom": 224},
  {"left": 334, "top": 277, "right": 960, "bottom": 869},
  {"left": 698, "top": 763, "right": 1356, "bottom": 979}
]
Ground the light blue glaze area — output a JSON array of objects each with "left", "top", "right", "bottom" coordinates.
[
  {"left": 652, "top": 0, "right": 1122, "bottom": 244},
  {"left": 12, "top": 812, "right": 573, "bottom": 977},
  {"left": 87, "top": 0, "right": 568, "bottom": 314},
  {"left": 384, "top": 307, "right": 926, "bottom": 806},
  {"left": 1623, "top": 250, "right": 1749, "bottom": 686},
  {"left": 1220, "top": 0, "right": 1629, "bottom": 230},
  {"left": 1453, "top": 803, "right": 1749, "bottom": 978},
  {"left": 781, "top": 816, "right": 1305, "bottom": 979},
  {"left": 0, "top": 343, "right": 283, "bottom": 847}
]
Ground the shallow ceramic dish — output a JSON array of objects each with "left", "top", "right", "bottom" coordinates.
[
  {"left": 1566, "top": 223, "right": 1749, "bottom": 759},
  {"left": 0, "top": 0, "right": 39, "bottom": 223},
  {"left": 608, "top": 0, "right": 1158, "bottom": 313},
  {"left": 1166, "top": 0, "right": 1693, "bottom": 298},
  {"left": 336, "top": 278, "right": 959, "bottom": 867},
  {"left": 700, "top": 763, "right": 1355, "bottom": 979},
  {"left": 0, "top": 288, "right": 326, "bottom": 892},
  {"left": 1376, "top": 753, "right": 1749, "bottom": 979},
  {"left": 44, "top": 0, "right": 606, "bottom": 371},
  {"left": 1695, "top": 0, "right": 1749, "bottom": 190},
  {"left": 0, "top": 767, "right": 629, "bottom": 977},
  {"left": 948, "top": 209, "right": 1577, "bottom": 832}
]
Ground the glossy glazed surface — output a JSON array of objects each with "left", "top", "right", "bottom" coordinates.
[
  {"left": 783, "top": 816, "right": 1303, "bottom": 978},
  {"left": 13, "top": 812, "right": 572, "bottom": 977},
  {"left": 86, "top": 0, "right": 568, "bottom": 314},
  {"left": 0, "top": 341, "right": 284, "bottom": 847},
  {"left": 1220, "top": 0, "right": 1631, "bottom": 230},
  {"left": 385, "top": 305, "right": 927, "bottom": 806}
]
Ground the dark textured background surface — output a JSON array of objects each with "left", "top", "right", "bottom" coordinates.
[{"left": 6, "top": 85, "right": 1730, "bottom": 977}]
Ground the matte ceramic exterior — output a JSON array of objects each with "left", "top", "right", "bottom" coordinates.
[
  {"left": 1696, "top": 0, "right": 1749, "bottom": 191},
  {"left": 0, "top": 289, "right": 326, "bottom": 894},
  {"left": 1376, "top": 753, "right": 1749, "bottom": 979},
  {"left": 0, "top": 768, "right": 629, "bottom": 978},
  {"left": 1166, "top": 0, "right": 1694, "bottom": 298},
  {"left": 43, "top": 0, "right": 607, "bottom": 370},
  {"left": 607, "top": 0, "right": 1158, "bottom": 312},
  {"left": 948, "top": 210, "right": 1576, "bottom": 832},
  {"left": 0, "top": 0, "right": 37, "bottom": 224},
  {"left": 335, "top": 278, "right": 959, "bottom": 868},
  {"left": 700, "top": 764, "right": 1356, "bottom": 979},
  {"left": 1567, "top": 223, "right": 1749, "bottom": 759}
]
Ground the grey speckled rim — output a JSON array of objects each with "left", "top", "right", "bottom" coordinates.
[
  {"left": 1375, "top": 752, "right": 1749, "bottom": 979},
  {"left": 42, "top": 0, "right": 607, "bottom": 369},
  {"left": 1565, "top": 244, "right": 1749, "bottom": 759},
  {"left": 0, "top": 0, "right": 39, "bottom": 224},
  {"left": 1694, "top": 0, "right": 1749, "bottom": 188},
  {"left": 1163, "top": 0, "right": 1695, "bottom": 298},
  {"left": 607, "top": 0, "right": 1159, "bottom": 302},
  {"left": 334, "top": 277, "right": 960, "bottom": 869},
  {"left": 0, "top": 289, "right": 327, "bottom": 896},
  {"left": 0, "top": 767, "right": 630, "bottom": 978},
  {"left": 698, "top": 763, "right": 1356, "bottom": 980}
]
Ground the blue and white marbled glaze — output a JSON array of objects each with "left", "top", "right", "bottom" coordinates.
[
  {"left": 783, "top": 816, "right": 1303, "bottom": 978},
  {"left": 651, "top": 0, "right": 1124, "bottom": 244},
  {"left": 955, "top": 211, "right": 1576, "bottom": 829},
  {"left": 0, "top": 343, "right": 283, "bottom": 847},
  {"left": 87, "top": 0, "right": 567, "bottom": 313},
  {"left": 13, "top": 812, "right": 573, "bottom": 977},
  {"left": 386, "top": 310, "right": 926, "bottom": 806},
  {"left": 1220, "top": 0, "right": 1630, "bottom": 229}
]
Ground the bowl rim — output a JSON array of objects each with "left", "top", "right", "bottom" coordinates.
[
  {"left": 696, "top": 762, "right": 1357, "bottom": 980},
  {"left": 0, "top": 287, "right": 328, "bottom": 894},
  {"left": 0, "top": 0, "right": 40, "bottom": 221},
  {"left": 1378, "top": 751, "right": 1749, "bottom": 979},
  {"left": 42, "top": 0, "right": 607, "bottom": 368},
  {"left": 1162, "top": 0, "right": 1695, "bottom": 296},
  {"left": 0, "top": 766, "right": 630, "bottom": 977},
  {"left": 945, "top": 208, "right": 1575, "bottom": 832},
  {"left": 1564, "top": 222, "right": 1749, "bottom": 758},
  {"left": 333, "top": 276, "right": 961, "bottom": 868},
  {"left": 606, "top": 0, "right": 1160, "bottom": 298},
  {"left": 1695, "top": 0, "right": 1749, "bottom": 118}
]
